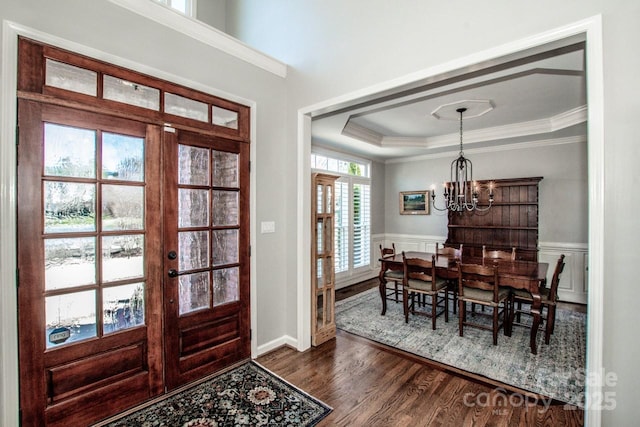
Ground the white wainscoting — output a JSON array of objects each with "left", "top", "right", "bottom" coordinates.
[
  {"left": 538, "top": 241, "right": 589, "bottom": 305},
  {"left": 363, "top": 234, "right": 588, "bottom": 304}
]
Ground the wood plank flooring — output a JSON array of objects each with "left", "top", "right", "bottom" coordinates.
[
  {"left": 257, "top": 279, "right": 585, "bottom": 427},
  {"left": 258, "top": 331, "right": 584, "bottom": 426}
]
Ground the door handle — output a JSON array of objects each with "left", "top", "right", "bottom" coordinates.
[{"left": 168, "top": 269, "right": 179, "bottom": 278}]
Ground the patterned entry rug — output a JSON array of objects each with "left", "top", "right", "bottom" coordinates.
[
  {"left": 336, "top": 288, "right": 586, "bottom": 408},
  {"left": 95, "top": 361, "right": 332, "bottom": 427}
]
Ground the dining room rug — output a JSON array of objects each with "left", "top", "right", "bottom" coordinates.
[
  {"left": 336, "top": 287, "right": 586, "bottom": 408},
  {"left": 94, "top": 361, "right": 332, "bottom": 427}
]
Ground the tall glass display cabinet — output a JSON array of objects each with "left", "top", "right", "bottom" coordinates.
[{"left": 311, "top": 173, "right": 339, "bottom": 346}]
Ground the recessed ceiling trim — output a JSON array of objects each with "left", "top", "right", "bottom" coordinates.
[
  {"left": 384, "top": 135, "right": 587, "bottom": 164},
  {"left": 344, "top": 105, "right": 588, "bottom": 149},
  {"left": 340, "top": 121, "right": 384, "bottom": 146},
  {"left": 551, "top": 105, "right": 588, "bottom": 129}
]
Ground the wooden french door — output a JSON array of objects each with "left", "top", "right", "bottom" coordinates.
[
  {"left": 162, "top": 128, "right": 250, "bottom": 389},
  {"left": 17, "top": 102, "right": 250, "bottom": 426}
]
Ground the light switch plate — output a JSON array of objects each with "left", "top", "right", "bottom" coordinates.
[{"left": 261, "top": 221, "right": 275, "bottom": 233}]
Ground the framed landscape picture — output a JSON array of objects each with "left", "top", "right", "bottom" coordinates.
[{"left": 400, "top": 190, "right": 430, "bottom": 215}]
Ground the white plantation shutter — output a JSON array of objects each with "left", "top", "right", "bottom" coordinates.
[
  {"left": 352, "top": 183, "right": 371, "bottom": 269},
  {"left": 312, "top": 152, "right": 371, "bottom": 278},
  {"left": 334, "top": 180, "right": 349, "bottom": 273}
]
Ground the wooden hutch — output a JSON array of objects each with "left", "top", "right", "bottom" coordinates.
[{"left": 445, "top": 177, "right": 543, "bottom": 261}]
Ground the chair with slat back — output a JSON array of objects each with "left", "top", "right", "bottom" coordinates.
[
  {"left": 435, "top": 242, "right": 463, "bottom": 258},
  {"left": 482, "top": 245, "right": 516, "bottom": 261},
  {"left": 402, "top": 252, "right": 449, "bottom": 329},
  {"left": 509, "top": 254, "right": 566, "bottom": 345},
  {"left": 435, "top": 243, "right": 462, "bottom": 313},
  {"left": 380, "top": 243, "right": 403, "bottom": 303},
  {"left": 457, "top": 262, "right": 511, "bottom": 345},
  {"left": 478, "top": 246, "right": 516, "bottom": 314}
]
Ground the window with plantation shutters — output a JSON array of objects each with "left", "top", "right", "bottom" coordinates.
[
  {"left": 334, "top": 181, "right": 350, "bottom": 273},
  {"left": 311, "top": 152, "right": 371, "bottom": 279},
  {"left": 353, "top": 182, "right": 371, "bottom": 269}
]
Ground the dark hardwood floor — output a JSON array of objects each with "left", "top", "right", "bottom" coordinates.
[{"left": 257, "top": 279, "right": 585, "bottom": 427}]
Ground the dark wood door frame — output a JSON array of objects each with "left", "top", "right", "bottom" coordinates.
[{"left": 15, "top": 37, "right": 252, "bottom": 426}]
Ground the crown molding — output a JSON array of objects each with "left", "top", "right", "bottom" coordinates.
[
  {"left": 107, "top": 0, "right": 287, "bottom": 78},
  {"left": 343, "top": 105, "right": 587, "bottom": 149},
  {"left": 385, "top": 135, "right": 587, "bottom": 164},
  {"left": 550, "top": 105, "right": 588, "bottom": 129},
  {"left": 340, "top": 121, "right": 384, "bottom": 146}
]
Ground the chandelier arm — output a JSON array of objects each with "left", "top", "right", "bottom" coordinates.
[{"left": 472, "top": 198, "right": 494, "bottom": 212}]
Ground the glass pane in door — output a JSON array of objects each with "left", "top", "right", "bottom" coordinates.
[
  {"left": 102, "top": 184, "right": 144, "bottom": 230},
  {"left": 44, "top": 181, "right": 96, "bottom": 233},
  {"left": 179, "top": 189, "right": 209, "bottom": 227},
  {"left": 103, "top": 283, "right": 145, "bottom": 333},
  {"left": 102, "top": 133, "right": 144, "bottom": 181},
  {"left": 213, "top": 267, "right": 238, "bottom": 306},
  {"left": 179, "top": 272, "right": 210, "bottom": 314},
  {"left": 44, "top": 123, "right": 96, "bottom": 177},
  {"left": 212, "top": 151, "right": 238, "bottom": 187},
  {"left": 212, "top": 191, "right": 238, "bottom": 226},
  {"left": 212, "top": 229, "right": 238, "bottom": 266},
  {"left": 44, "top": 237, "right": 96, "bottom": 290},
  {"left": 102, "top": 235, "right": 145, "bottom": 282},
  {"left": 45, "top": 290, "right": 96, "bottom": 348},
  {"left": 178, "top": 231, "right": 209, "bottom": 271},
  {"left": 178, "top": 145, "right": 209, "bottom": 185}
]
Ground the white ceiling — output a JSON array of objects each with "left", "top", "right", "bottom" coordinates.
[{"left": 311, "top": 42, "right": 586, "bottom": 162}]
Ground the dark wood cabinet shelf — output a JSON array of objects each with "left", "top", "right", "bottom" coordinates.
[
  {"left": 445, "top": 177, "right": 543, "bottom": 261},
  {"left": 447, "top": 225, "right": 537, "bottom": 230},
  {"left": 475, "top": 202, "right": 538, "bottom": 206}
]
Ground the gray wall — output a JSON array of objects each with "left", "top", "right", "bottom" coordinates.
[
  {"left": 196, "top": 0, "right": 228, "bottom": 33},
  {"left": 384, "top": 142, "right": 588, "bottom": 244},
  {"left": 225, "top": 1, "right": 640, "bottom": 424},
  {"left": 370, "top": 159, "right": 386, "bottom": 235},
  {"left": 0, "top": 0, "right": 289, "bottom": 408}
]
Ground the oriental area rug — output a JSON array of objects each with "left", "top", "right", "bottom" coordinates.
[
  {"left": 336, "top": 287, "right": 586, "bottom": 408},
  {"left": 95, "top": 361, "right": 332, "bottom": 427}
]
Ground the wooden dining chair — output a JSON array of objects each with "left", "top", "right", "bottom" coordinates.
[
  {"left": 380, "top": 243, "right": 403, "bottom": 303},
  {"left": 457, "top": 262, "right": 510, "bottom": 345},
  {"left": 509, "top": 254, "right": 566, "bottom": 345},
  {"left": 473, "top": 245, "right": 515, "bottom": 314},
  {"left": 482, "top": 245, "right": 516, "bottom": 261},
  {"left": 435, "top": 242, "right": 463, "bottom": 258},
  {"left": 402, "top": 252, "right": 448, "bottom": 329},
  {"left": 435, "top": 243, "right": 462, "bottom": 313}
]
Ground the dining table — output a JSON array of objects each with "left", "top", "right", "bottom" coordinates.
[{"left": 378, "top": 251, "right": 549, "bottom": 354}]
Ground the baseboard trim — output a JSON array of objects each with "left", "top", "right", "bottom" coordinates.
[{"left": 257, "top": 335, "right": 298, "bottom": 357}]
